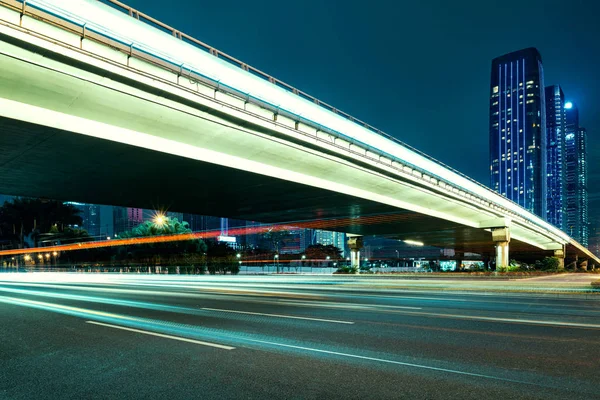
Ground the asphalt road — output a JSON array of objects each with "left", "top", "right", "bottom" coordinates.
[{"left": 1, "top": 273, "right": 599, "bottom": 399}]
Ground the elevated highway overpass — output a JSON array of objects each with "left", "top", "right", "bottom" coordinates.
[{"left": 0, "top": 0, "right": 597, "bottom": 268}]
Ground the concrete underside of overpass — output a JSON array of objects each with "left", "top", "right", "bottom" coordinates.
[
  {"left": 0, "top": 116, "right": 554, "bottom": 261},
  {"left": 0, "top": 25, "right": 588, "bottom": 264}
]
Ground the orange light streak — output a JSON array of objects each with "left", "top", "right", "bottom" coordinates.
[{"left": 0, "top": 213, "right": 409, "bottom": 257}]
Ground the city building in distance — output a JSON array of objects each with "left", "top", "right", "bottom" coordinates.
[
  {"left": 564, "top": 101, "right": 588, "bottom": 245},
  {"left": 489, "top": 48, "right": 546, "bottom": 218},
  {"left": 545, "top": 85, "right": 567, "bottom": 230}
]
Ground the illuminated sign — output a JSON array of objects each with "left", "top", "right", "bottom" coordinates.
[{"left": 217, "top": 236, "right": 236, "bottom": 243}]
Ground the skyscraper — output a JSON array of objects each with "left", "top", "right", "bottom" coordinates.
[
  {"left": 564, "top": 101, "right": 588, "bottom": 245},
  {"left": 314, "top": 230, "right": 346, "bottom": 257},
  {"left": 489, "top": 48, "right": 546, "bottom": 217},
  {"left": 545, "top": 85, "right": 566, "bottom": 229},
  {"left": 66, "top": 202, "right": 101, "bottom": 237},
  {"left": 113, "top": 207, "right": 144, "bottom": 235}
]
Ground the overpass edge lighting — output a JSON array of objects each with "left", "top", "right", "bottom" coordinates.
[
  {"left": 0, "top": 0, "right": 591, "bottom": 256},
  {"left": 9, "top": 0, "right": 570, "bottom": 236}
]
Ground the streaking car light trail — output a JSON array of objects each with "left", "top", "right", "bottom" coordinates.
[{"left": 0, "top": 213, "right": 414, "bottom": 257}]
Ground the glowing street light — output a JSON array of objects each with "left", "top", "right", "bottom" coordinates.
[
  {"left": 326, "top": 256, "right": 331, "bottom": 260},
  {"left": 154, "top": 213, "right": 166, "bottom": 227},
  {"left": 24, "top": 255, "right": 31, "bottom": 261},
  {"left": 37, "top": 254, "right": 43, "bottom": 260},
  {"left": 45, "top": 253, "right": 50, "bottom": 259},
  {"left": 301, "top": 255, "right": 306, "bottom": 260},
  {"left": 236, "top": 253, "right": 241, "bottom": 259}
]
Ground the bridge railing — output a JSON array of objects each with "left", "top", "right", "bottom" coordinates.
[
  {"left": 0, "top": 0, "right": 580, "bottom": 250},
  {"left": 94, "top": 1, "right": 572, "bottom": 239},
  {"left": 98, "top": 1, "right": 506, "bottom": 202}
]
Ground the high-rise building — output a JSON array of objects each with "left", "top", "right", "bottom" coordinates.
[
  {"left": 564, "top": 101, "right": 588, "bottom": 245},
  {"left": 99, "top": 205, "right": 114, "bottom": 238},
  {"left": 489, "top": 48, "right": 546, "bottom": 217},
  {"left": 66, "top": 202, "right": 101, "bottom": 237},
  {"left": 314, "top": 230, "right": 346, "bottom": 257},
  {"left": 113, "top": 207, "right": 145, "bottom": 235},
  {"left": 545, "top": 85, "right": 567, "bottom": 229}
]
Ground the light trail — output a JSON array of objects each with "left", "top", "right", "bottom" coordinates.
[
  {"left": 200, "top": 307, "right": 354, "bottom": 324},
  {"left": 0, "top": 293, "right": 552, "bottom": 388},
  {"left": 0, "top": 212, "right": 413, "bottom": 257}
]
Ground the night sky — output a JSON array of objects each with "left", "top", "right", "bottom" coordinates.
[{"left": 123, "top": 0, "right": 600, "bottom": 213}]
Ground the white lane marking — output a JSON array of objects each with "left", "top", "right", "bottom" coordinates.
[
  {"left": 242, "top": 338, "right": 538, "bottom": 386},
  {"left": 201, "top": 307, "right": 354, "bottom": 324},
  {"left": 366, "top": 304, "right": 422, "bottom": 310},
  {"left": 86, "top": 321, "right": 235, "bottom": 350},
  {"left": 383, "top": 310, "right": 600, "bottom": 329}
]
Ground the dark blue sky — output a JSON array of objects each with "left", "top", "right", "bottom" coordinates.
[{"left": 124, "top": 0, "right": 599, "bottom": 205}]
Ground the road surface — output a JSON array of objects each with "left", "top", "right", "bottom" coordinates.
[{"left": 1, "top": 273, "right": 599, "bottom": 399}]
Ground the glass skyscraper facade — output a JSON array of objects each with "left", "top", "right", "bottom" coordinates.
[
  {"left": 489, "top": 48, "right": 546, "bottom": 217},
  {"left": 564, "top": 102, "right": 588, "bottom": 245},
  {"left": 545, "top": 85, "right": 566, "bottom": 229}
]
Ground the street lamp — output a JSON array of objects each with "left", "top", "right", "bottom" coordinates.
[
  {"left": 154, "top": 213, "right": 166, "bottom": 227},
  {"left": 274, "top": 254, "right": 279, "bottom": 273}
]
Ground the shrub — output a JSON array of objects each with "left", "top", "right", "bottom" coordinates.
[
  {"left": 535, "top": 256, "right": 560, "bottom": 271},
  {"left": 335, "top": 266, "right": 356, "bottom": 274}
]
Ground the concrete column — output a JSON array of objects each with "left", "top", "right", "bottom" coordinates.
[
  {"left": 347, "top": 235, "right": 364, "bottom": 274},
  {"left": 492, "top": 227, "right": 510, "bottom": 270},
  {"left": 495, "top": 242, "right": 509, "bottom": 269},
  {"left": 554, "top": 248, "right": 565, "bottom": 270}
]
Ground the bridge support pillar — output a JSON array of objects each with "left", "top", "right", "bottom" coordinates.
[
  {"left": 554, "top": 248, "right": 565, "bottom": 270},
  {"left": 492, "top": 227, "right": 510, "bottom": 270},
  {"left": 347, "top": 235, "right": 364, "bottom": 274}
]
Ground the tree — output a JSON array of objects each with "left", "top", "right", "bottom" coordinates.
[
  {"left": 205, "top": 241, "right": 239, "bottom": 275},
  {"left": 305, "top": 244, "right": 342, "bottom": 260},
  {"left": 0, "top": 198, "right": 83, "bottom": 248},
  {"left": 261, "top": 229, "right": 291, "bottom": 254},
  {"left": 535, "top": 256, "right": 560, "bottom": 271},
  {"left": 118, "top": 217, "right": 207, "bottom": 271},
  {"left": 305, "top": 244, "right": 342, "bottom": 267}
]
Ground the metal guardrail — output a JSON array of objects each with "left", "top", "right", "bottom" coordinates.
[{"left": 0, "top": 0, "right": 592, "bottom": 256}]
